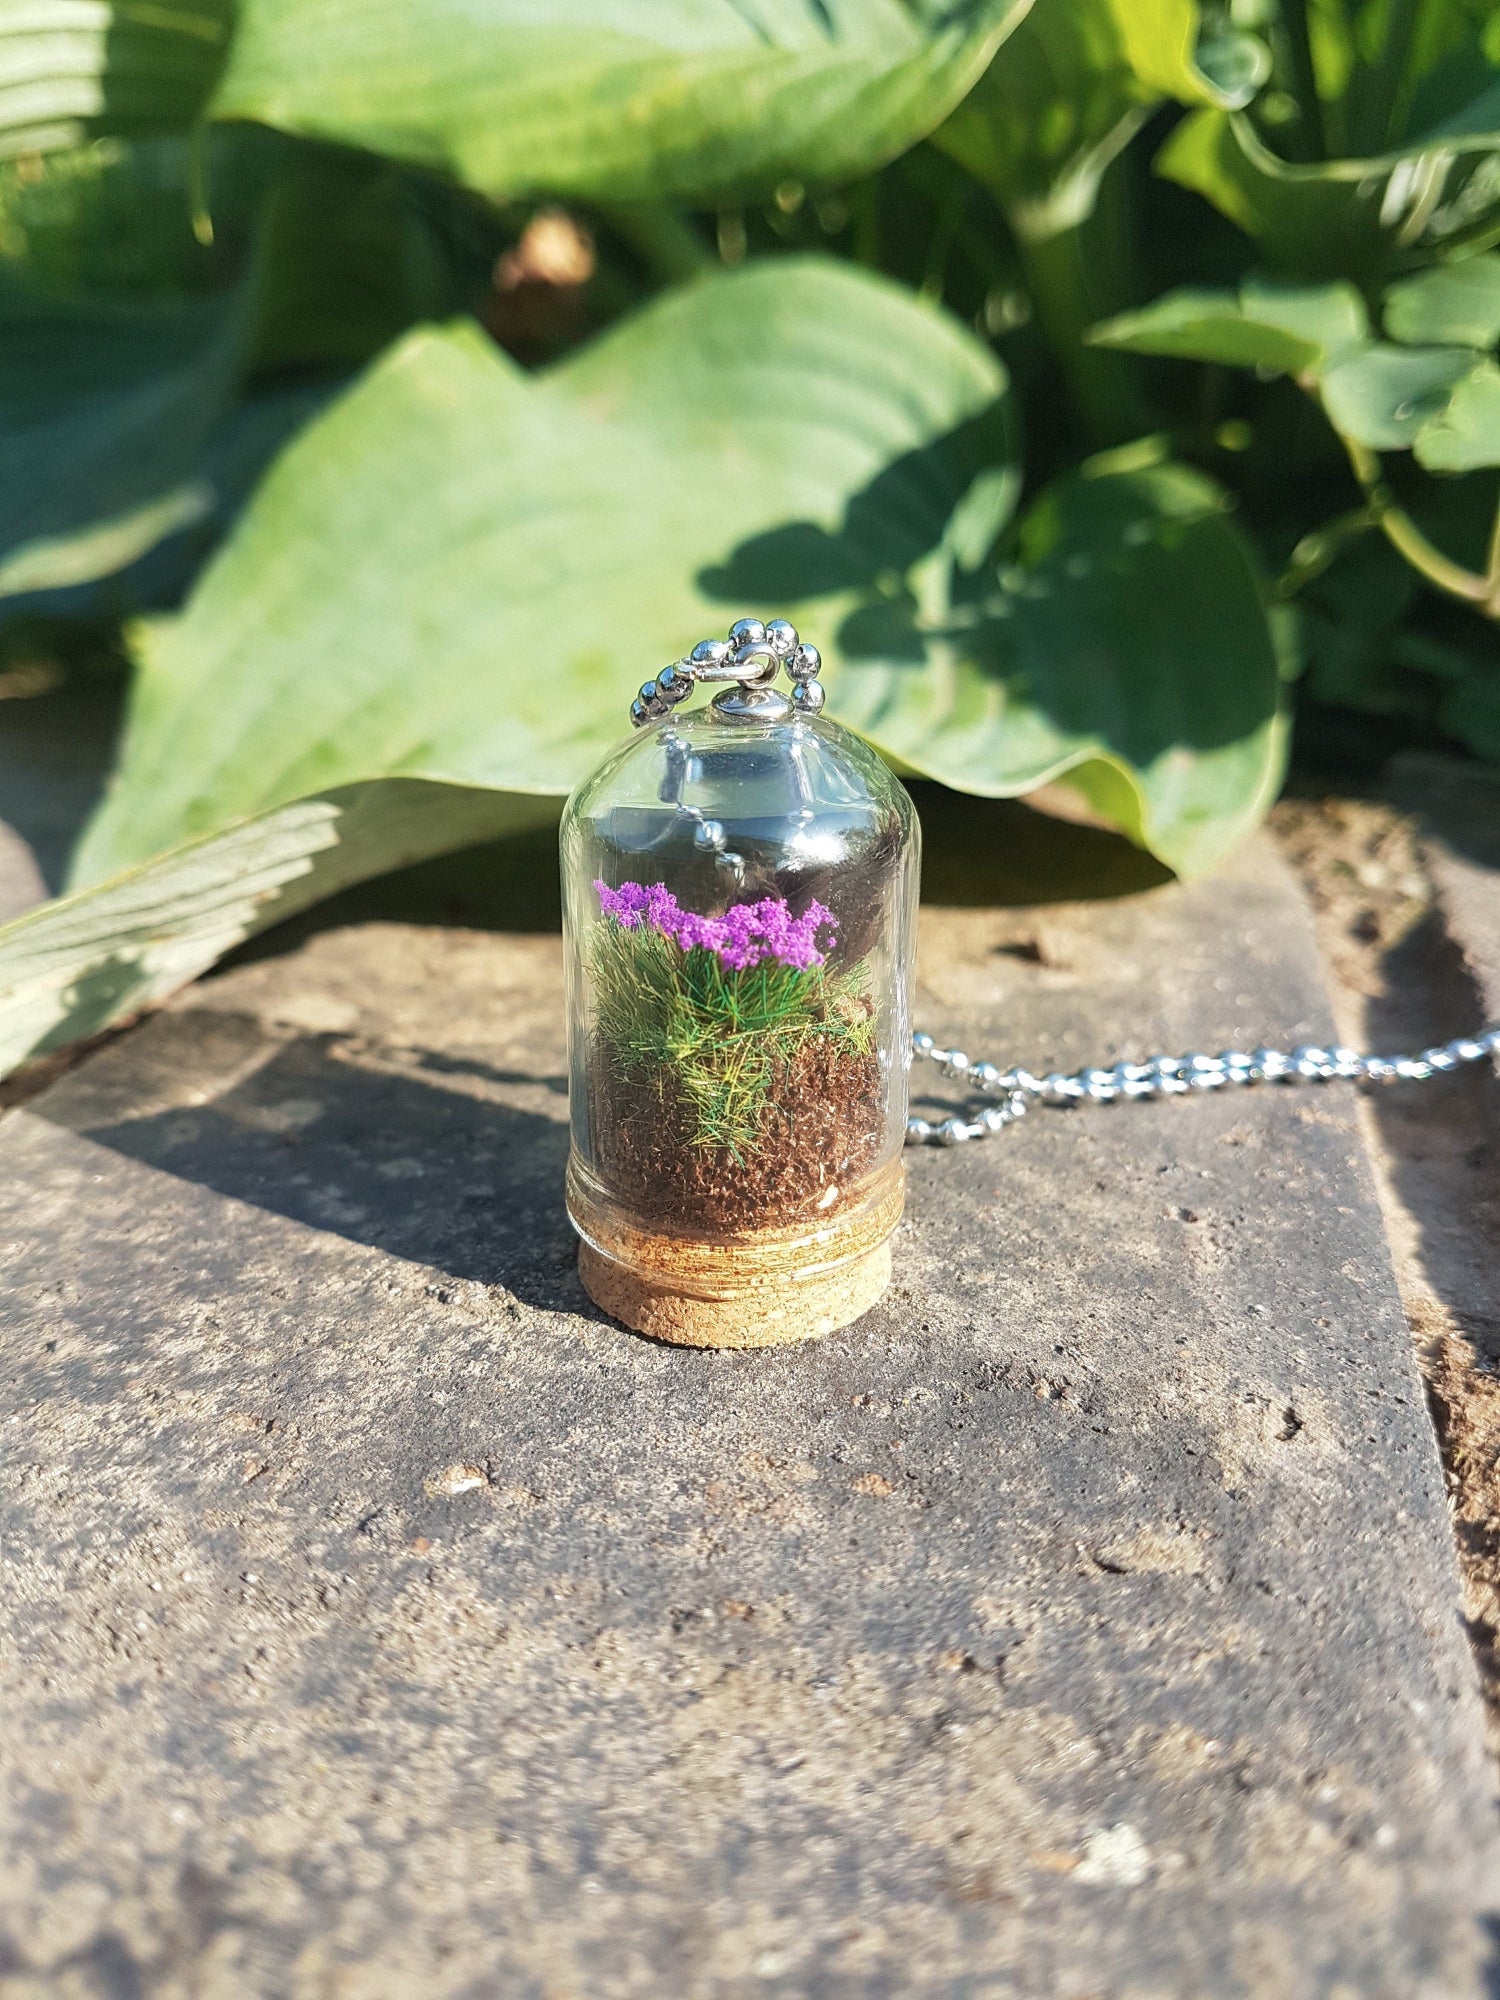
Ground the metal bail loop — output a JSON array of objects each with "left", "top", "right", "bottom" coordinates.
[{"left": 628, "top": 615, "right": 826, "bottom": 728}]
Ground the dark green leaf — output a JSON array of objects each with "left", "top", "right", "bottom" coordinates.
[
  {"left": 935, "top": 0, "right": 1266, "bottom": 238},
  {"left": 1439, "top": 670, "right": 1500, "bottom": 757},
  {"left": 1319, "top": 342, "right": 1479, "bottom": 447},
  {"left": 0, "top": 270, "right": 250, "bottom": 595},
  {"left": 248, "top": 151, "right": 457, "bottom": 374},
  {"left": 0, "top": 138, "right": 233, "bottom": 297},
  {"left": 1158, "top": 101, "right": 1500, "bottom": 282},
  {"left": 1413, "top": 357, "right": 1500, "bottom": 467},
  {"left": 1090, "top": 278, "right": 1368, "bottom": 374}
]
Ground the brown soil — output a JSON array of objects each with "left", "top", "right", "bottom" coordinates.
[
  {"left": 590, "top": 1036, "right": 885, "bottom": 1235},
  {"left": 1273, "top": 793, "right": 1500, "bottom": 1751}
]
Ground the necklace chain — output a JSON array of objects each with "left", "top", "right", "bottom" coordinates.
[{"left": 905, "top": 1023, "right": 1500, "bottom": 1147}]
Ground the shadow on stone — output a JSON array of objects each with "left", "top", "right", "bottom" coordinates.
[{"left": 50, "top": 1014, "right": 579, "bottom": 1305}]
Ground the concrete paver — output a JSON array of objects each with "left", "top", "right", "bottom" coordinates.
[{"left": 0, "top": 836, "right": 1494, "bottom": 1997}]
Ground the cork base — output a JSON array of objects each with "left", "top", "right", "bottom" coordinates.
[
  {"left": 568, "top": 1155, "right": 903, "bottom": 1349},
  {"left": 577, "top": 1235, "right": 891, "bottom": 1348}
]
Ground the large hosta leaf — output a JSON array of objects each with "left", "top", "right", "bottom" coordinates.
[
  {"left": 72, "top": 258, "right": 1015, "bottom": 878},
  {"left": 825, "top": 449, "right": 1287, "bottom": 879},
  {"left": 5, "top": 258, "right": 1282, "bottom": 1079},
  {"left": 0, "top": 135, "right": 256, "bottom": 616},
  {"left": 0, "top": 130, "right": 502, "bottom": 620},
  {"left": 935, "top": 0, "right": 1266, "bottom": 238},
  {"left": 0, "top": 1, "right": 234, "bottom": 159},
  {"left": 0, "top": 270, "right": 249, "bottom": 606},
  {"left": 0, "top": 782, "right": 554, "bottom": 1080},
  {"left": 212, "top": 0, "right": 1035, "bottom": 204},
  {"left": 8, "top": 0, "right": 1036, "bottom": 201}
]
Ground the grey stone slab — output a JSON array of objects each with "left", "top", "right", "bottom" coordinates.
[{"left": 0, "top": 838, "right": 1493, "bottom": 1999}]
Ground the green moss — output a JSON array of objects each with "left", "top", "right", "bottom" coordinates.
[{"left": 589, "top": 921, "right": 874, "bottom": 1160}]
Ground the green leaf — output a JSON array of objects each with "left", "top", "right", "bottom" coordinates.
[
  {"left": 0, "top": 2, "right": 234, "bottom": 158},
  {"left": 0, "top": 137, "right": 231, "bottom": 296},
  {"left": 0, "top": 134, "right": 259, "bottom": 611},
  {"left": 1090, "top": 278, "right": 1368, "bottom": 374},
  {"left": 247, "top": 148, "right": 458, "bottom": 374},
  {"left": 0, "top": 781, "right": 553, "bottom": 1078},
  {"left": 202, "top": 0, "right": 1033, "bottom": 207},
  {"left": 1, "top": 259, "right": 1285, "bottom": 1078},
  {"left": 1158, "top": 103, "right": 1500, "bottom": 282},
  {"left": 71, "top": 259, "right": 1019, "bottom": 881},
  {"left": 826, "top": 450, "right": 1288, "bottom": 880},
  {"left": 934, "top": 0, "right": 1266, "bottom": 238},
  {"left": 7, "top": 1, "right": 1036, "bottom": 203},
  {"left": 1413, "top": 357, "right": 1500, "bottom": 467},
  {"left": 1319, "top": 341, "right": 1479, "bottom": 447},
  {"left": 0, "top": 129, "right": 487, "bottom": 611},
  {"left": 0, "top": 269, "right": 250, "bottom": 596},
  {"left": 1385, "top": 252, "right": 1500, "bottom": 346},
  {"left": 1112, "top": 0, "right": 1268, "bottom": 107},
  {"left": 0, "top": 382, "right": 330, "bottom": 620},
  {"left": 1439, "top": 671, "right": 1500, "bottom": 758}
]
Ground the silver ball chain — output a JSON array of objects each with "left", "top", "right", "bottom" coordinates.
[
  {"left": 904, "top": 1024, "right": 1500, "bottom": 1146},
  {"left": 630, "top": 616, "right": 825, "bottom": 726}
]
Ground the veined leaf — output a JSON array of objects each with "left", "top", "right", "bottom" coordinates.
[
  {"left": 0, "top": 381, "right": 331, "bottom": 624},
  {"left": 0, "top": 130, "right": 494, "bottom": 615},
  {"left": 0, "top": 268, "right": 250, "bottom": 598},
  {"left": 0, "top": 0, "right": 234, "bottom": 159},
  {"left": 0, "top": 781, "right": 553, "bottom": 1078},
  {"left": 1091, "top": 278, "right": 1369, "bottom": 375},
  {"left": 207, "top": 0, "right": 1036, "bottom": 207},
  {"left": 72, "top": 258, "right": 1018, "bottom": 881},
  {"left": 1, "top": 259, "right": 1285, "bottom": 1079},
  {"left": 5, "top": 0, "right": 1035, "bottom": 202},
  {"left": 0, "top": 134, "right": 255, "bottom": 614},
  {"left": 826, "top": 451, "right": 1287, "bottom": 881}
]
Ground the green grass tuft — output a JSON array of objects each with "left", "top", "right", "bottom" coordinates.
[{"left": 589, "top": 920, "right": 874, "bottom": 1161}]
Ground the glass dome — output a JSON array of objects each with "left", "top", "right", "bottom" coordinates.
[{"left": 561, "top": 636, "right": 918, "bottom": 1349}]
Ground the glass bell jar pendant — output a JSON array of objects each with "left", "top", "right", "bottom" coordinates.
[{"left": 561, "top": 618, "right": 920, "bottom": 1348}]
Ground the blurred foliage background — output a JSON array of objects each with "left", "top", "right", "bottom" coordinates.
[{"left": 1, "top": 0, "right": 1498, "bottom": 1075}]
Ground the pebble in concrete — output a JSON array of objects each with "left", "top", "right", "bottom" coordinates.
[{"left": 0, "top": 839, "right": 1494, "bottom": 1997}]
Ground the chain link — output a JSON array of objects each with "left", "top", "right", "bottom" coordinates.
[{"left": 905, "top": 1024, "right": 1500, "bottom": 1147}]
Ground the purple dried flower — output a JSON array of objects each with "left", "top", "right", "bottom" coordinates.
[{"left": 595, "top": 880, "right": 837, "bottom": 971}]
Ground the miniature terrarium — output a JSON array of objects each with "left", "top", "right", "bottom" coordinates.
[{"left": 561, "top": 619, "right": 919, "bottom": 1347}]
